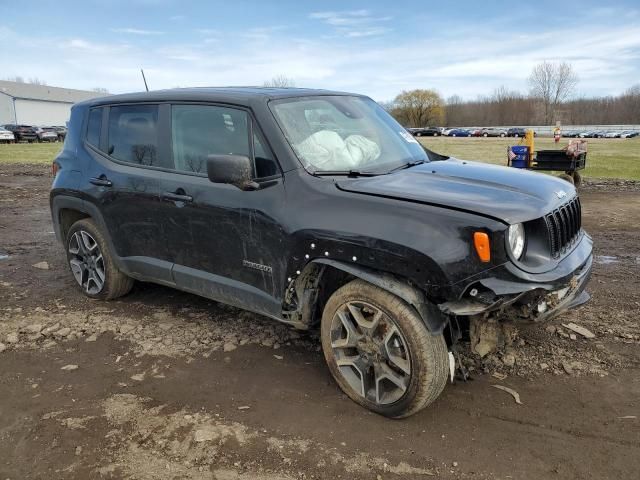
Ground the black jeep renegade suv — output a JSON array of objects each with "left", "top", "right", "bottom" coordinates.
[{"left": 50, "top": 88, "right": 592, "bottom": 418}]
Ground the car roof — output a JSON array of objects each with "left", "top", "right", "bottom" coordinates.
[{"left": 77, "top": 86, "right": 364, "bottom": 108}]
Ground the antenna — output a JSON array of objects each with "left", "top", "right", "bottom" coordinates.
[{"left": 140, "top": 69, "right": 149, "bottom": 92}]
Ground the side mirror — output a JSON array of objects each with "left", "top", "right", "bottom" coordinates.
[{"left": 206, "top": 154, "right": 259, "bottom": 190}]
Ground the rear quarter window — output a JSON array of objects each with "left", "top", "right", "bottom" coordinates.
[
  {"left": 107, "top": 105, "right": 159, "bottom": 167},
  {"left": 86, "top": 108, "right": 102, "bottom": 147}
]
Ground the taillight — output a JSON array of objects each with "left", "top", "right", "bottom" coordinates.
[{"left": 52, "top": 162, "right": 60, "bottom": 177}]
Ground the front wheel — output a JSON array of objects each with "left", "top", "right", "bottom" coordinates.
[
  {"left": 66, "top": 219, "right": 134, "bottom": 300},
  {"left": 321, "top": 280, "right": 449, "bottom": 418}
]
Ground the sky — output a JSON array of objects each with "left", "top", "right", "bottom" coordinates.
[{"left": 1, "top": 0, "right": 639, "bottom": 101}]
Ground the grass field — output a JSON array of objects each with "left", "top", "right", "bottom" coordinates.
[
  {"left": 418, "top": 136, "right": 640, "bottom": 180},
  {"left": 1, "top": 137, "right": 638, "bottom": 180}
]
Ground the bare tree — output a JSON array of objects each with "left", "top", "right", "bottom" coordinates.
[
  {"left": 528, "top": 61, "right": 578, "bottom": 124},
  {"left": 28, "top": 77, "right": 47, "bottom": 86},
  {"left": 263, "top": 75, "right": 296, "bottom": 88}
]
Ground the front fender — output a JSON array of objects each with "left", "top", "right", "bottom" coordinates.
[{"left": 297, "top": 258, "right": 448, "bottom": 335}]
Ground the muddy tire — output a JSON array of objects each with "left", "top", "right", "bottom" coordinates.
[
  {"left": 572, "top": 171, "right": 582, "bottom": 188},
  {"left": 65, "top": 218, "right": 134, "bottom": 300},
  {"left": 559, "top": 173, "right": 575, "bottom": 185},
  {"left": 321, "top": 279, "right": 449, "bottom": 419}
]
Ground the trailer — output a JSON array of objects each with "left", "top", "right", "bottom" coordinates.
[{"left": 507, "top": 136, "right": 587, "bottom": 187}]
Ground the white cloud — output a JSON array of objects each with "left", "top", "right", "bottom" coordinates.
[
  {"left": 111, "top": 28, "right": 165, "bottom": 35},
  {"left": 309, "top": 10, "right": 392, "bottom": 37}
]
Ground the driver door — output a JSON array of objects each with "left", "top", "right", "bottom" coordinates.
[{"left": 158, "top": 103, "right": 288, "bottom": 318}]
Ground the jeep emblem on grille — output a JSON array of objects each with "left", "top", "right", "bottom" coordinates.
[{"left": 555, "top": 190, "right": 567, "bottom": 199}]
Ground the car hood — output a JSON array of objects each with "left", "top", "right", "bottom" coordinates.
[{"left": 335, "top": 158, "right": 576, "bottom": 224}]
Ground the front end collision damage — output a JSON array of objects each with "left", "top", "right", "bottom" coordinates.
[
  {"left": 281, "top": 228, "right": 592, "bottom": 353},
  {"left": 440, "top": 248, "right": 593, "bottom": 324}
]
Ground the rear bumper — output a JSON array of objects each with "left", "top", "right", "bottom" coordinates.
[{"left": 440, "top": 234, "right": 593, "bottom": 322}]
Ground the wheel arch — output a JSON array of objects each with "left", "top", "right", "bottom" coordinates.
[
  {"left": 50, "top": 195, "right": 125, "bottom": 271},
  {"left": 284, "top": 258, "right": 449, "bottom": 335}
]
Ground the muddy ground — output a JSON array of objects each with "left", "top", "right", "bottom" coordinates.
[{"left": 0, "top": 164, "right": 638, "bottom": 480}]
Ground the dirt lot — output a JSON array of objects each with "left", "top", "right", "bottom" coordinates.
[{"left": 1, "top": 163, "right": 639, "bottom": 480}]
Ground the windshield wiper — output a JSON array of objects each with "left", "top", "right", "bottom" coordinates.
[
  {"left": 311, "top": 169, "right": 379, "bottom": 177},
  {"left": 387, "top": 159, "right": 427, "bottom": 174}
]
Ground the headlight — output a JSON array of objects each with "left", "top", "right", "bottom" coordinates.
[{"left": 508, "top": 223, "right": 525, "bottom": 260}]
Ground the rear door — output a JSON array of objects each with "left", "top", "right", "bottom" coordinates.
[
  {"left": 82, "top": 103, "right": 174, "bottom": 284},
  {"left": 156, "top": 103, "right": 287, "bottom": 318}
]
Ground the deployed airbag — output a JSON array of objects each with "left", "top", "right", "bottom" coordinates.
[{"left": 295, "top": 130, "right": 380, "bottom": 170}]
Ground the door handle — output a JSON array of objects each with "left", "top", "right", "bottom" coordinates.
[
  {"left": 90, "top": 175, "right": 112, "bottom": 187},
  {"left": 162, "top": 191, "right": 193, "bottom": 203}
]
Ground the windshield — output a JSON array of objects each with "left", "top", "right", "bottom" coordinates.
[{"left": 270, "top": 96, "right": 428, "bottom": 173}]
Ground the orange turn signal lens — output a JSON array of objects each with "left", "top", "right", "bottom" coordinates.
[{"left": 473, "top": 232, "right": 491, "bottom": 263}]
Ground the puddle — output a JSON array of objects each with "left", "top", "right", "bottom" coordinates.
[
  {"left": 595, "top": 255, "right": 619, "bottom": 265},
  {"left": 0, "top": 253, "right": 9, "bottom": 260}
]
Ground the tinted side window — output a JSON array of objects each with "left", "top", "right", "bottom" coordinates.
[
  {"left": 108, "top": 105, "right": 159, "bottom": 166},
  {"left": 171, "top": 105, "right": 250, "bottom": 175},
  {"left": 86, "top": 108, "right": 102, "bottom": 147}
]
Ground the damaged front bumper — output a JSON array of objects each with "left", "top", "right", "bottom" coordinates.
[{"left": 440, "top": 234, "right": 593, "bottom": 322}]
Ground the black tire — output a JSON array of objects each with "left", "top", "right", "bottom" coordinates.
[
  {"left": 500, "top": 133, "right": 506, "bottom": 137},
  {"left": 65, "top": 218, "right": 134, "bottom": 300},
  {"left": 572, "top": 171, "right": 582, "bottom": 188},
  {"left": 433, "top": 133, "right": 439, "bottom": 136},
  {"left": 483, "top": 133, "right": 488, "bottom": 137},
  {"left": 321, "top": 279, "right": 449, "bottom": 419},
  {"left": 416, "top": 132, "right": 422, "bottom": 137}
]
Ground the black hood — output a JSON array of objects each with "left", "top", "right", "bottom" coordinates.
[{"left": 336, "top": 158, "right": 576, "bottom": 224}]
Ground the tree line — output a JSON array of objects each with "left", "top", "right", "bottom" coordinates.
[{"left": 386, "top": 62, "right": 640, "bottom": 127}]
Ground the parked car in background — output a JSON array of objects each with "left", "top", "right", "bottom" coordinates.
[
  {"left": 562, "top": 130, "right": 580, "bottom": 138},
  {"left": 0, "top": 127, "right": 15, "bottom": 143},
  {"left": 53, "top": 126, "right": 68, "bottom": 141},
  {"left": 620, "top": 131, "right": 639, "bottom": 138},
  {"left": 34, "top": 127, "right": 59, "bottom": 142},
  {"left": 1, "top": 124, "right": 38, "bottom": 143},
  {"left": 442, "top": 128, "right": 455, "bottom": 136},
  {"left": 469, "top": 128, "right": 483, "bottom": 136},
  {"left": 448, "top": 128, "right": 472, "bottom": 137},
  {"left": 407, "top": 127, "right": 442, "bottom": 137},
  {"left": 479, "top": 127, "right": 507, "bottom": 137},
  {"left": 507, "top": 127, "right": 536, "bottom": 137},
  {"left": 603, "top": 131, "right": 622, "bottom": 138}
]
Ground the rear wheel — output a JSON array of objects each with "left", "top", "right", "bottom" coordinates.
[
  {"left": 321, "top": 280, "right": 449, "bottom": 418},
  {"left": 66, "top": 219, "right": 134, "bottom": 300},
  {"left": 483, "top": 133, "right": 488, "bottom": 137}
]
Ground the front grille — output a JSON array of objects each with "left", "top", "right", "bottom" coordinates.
[{"left": 545, "top": 196, "right": 582, "bottom": 258}]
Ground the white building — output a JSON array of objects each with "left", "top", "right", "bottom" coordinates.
[{"left": 0, "top": 81, "right": 106, "bottom": 126}]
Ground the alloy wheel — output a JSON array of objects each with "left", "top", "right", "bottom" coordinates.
[
  {"left": 68, "top": 230, "right": 105, "bottom": 294},
  {"left": 329, "top": 301, "right": 411, "bottom": 405}
]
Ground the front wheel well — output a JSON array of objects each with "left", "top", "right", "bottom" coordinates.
[
  {"left": 59, "top": 208, "right": 90, "bottom": 242},
  {"left": 286, "top": 260, "right": 449, "bottom": 336}
]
